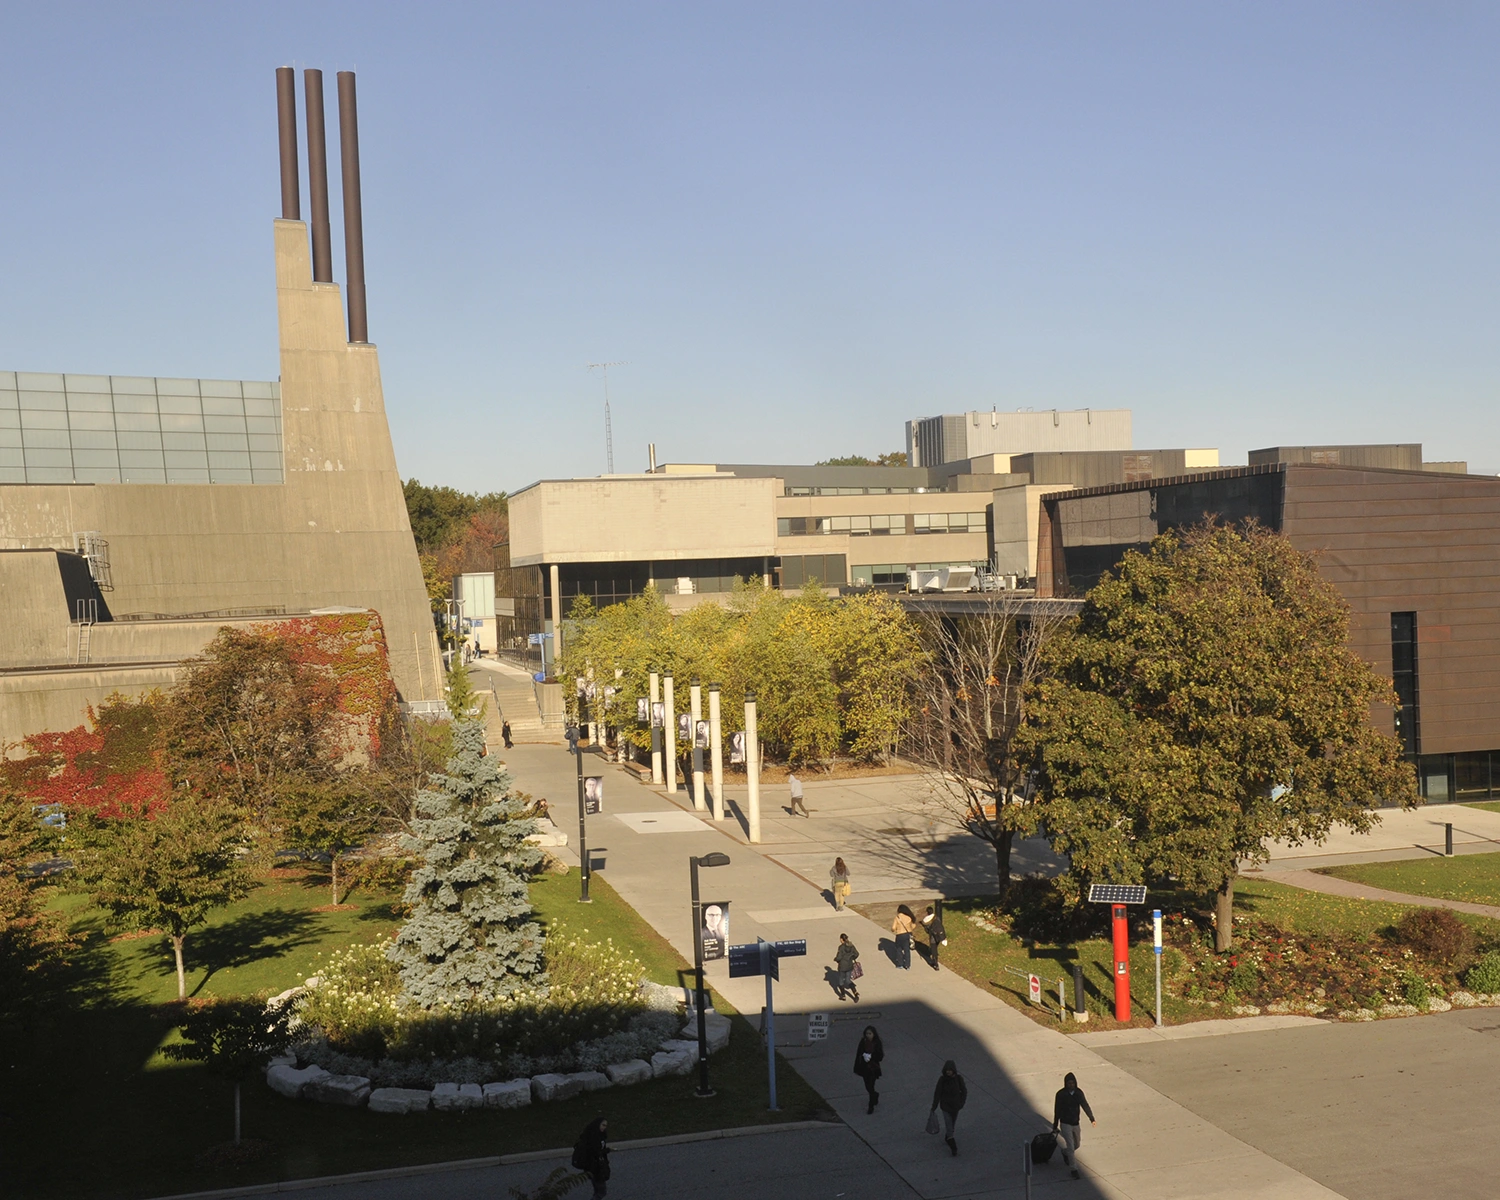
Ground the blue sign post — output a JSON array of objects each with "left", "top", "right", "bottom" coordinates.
[{"left": 728, "top": 938, "right": 806, "bottom": 1111}]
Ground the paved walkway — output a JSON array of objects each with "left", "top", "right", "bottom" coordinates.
[
  {"left": 1257, "top": 804, "right": 1500, "bottom": 871},
  {"left": 495, "top": 741, "right": 1342, "bottom": 1200},
  {"left": 1254, "top": 867, "right": 1500, "bottom": 920}
]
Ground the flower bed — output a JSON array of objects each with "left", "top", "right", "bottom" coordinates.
[{"left": 268, "top": 927, "right": 732, "bottom": 1109}]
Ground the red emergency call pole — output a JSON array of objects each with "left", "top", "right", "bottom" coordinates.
[
  {"left": 1089, "top": 884, "right": 1147, "bottom": 1024},
  {"left": 1111, "top": 904, "right": 1130, "bottom": 1021}
]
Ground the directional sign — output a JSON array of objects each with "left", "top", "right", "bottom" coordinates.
[
  {"left": 1087, "top": 883, "right": 1147, "bottom": 905},
  {"left": 728, "top": 942, "right": 773, "bottom": 979},
  {"left": 807, "top": 1012, "right": 830, "bottom": 1041},
  {"left": 773, "top": 939, "right": 807, "bottom": 959}
]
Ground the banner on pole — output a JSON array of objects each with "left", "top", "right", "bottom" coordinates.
[
  {"left": 584, "top": 776, "right": 603, "bottom": 815},
  {"left": 699, "top": 901, "right": 729, "bottom": 961}
]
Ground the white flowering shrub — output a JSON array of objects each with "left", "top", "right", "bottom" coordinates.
[{"left": 295, "top": 922, "right": 662, "bottom": 1076}]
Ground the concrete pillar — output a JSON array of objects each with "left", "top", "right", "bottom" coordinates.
[
  {"left": 745, "top": 691, "right": 761, "bottom": 844},
  {"left": 548, "top": 563, "right": 562, "bottom": 675},
  {"left": 664, "top": 671, "right": 677, "bottom": 793},
  {"left": 649, "top": 671, "right": 663, "bottom": 784},
  {"left": 690, "top": 679, "right": 706, "bottom": 811},
  {"left": 708, "top": 683, "right": 724, "bottom": 821}
]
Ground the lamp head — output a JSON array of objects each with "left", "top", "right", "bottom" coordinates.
[{"left": 696, "top": 852, "right": 731, "bottom": 869}]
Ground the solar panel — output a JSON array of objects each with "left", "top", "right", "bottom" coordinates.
[{"left": 1087, "top": 883, "right": 1147, "bottom": 905}]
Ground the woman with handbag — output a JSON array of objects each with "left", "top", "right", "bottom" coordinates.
[
  {"left": 833, "top": 932, "right": 861, "bottom": 1002},
  {"left": 928, "top": 1059, "right": 968, "bottom": 1156},
  {"left": 830, "top": 858, "right": 852, "bottom": 911},
  {"left": 852, "top": 1024, "right": 884, "bottom": 1113}
]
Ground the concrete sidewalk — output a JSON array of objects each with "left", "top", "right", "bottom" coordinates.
[
  {"left": 498, "top": 741, "right": 1344, "bottom": 1200},
  {"left": 1254, "top": 867, "right": 1500, "bottom": 919},
  {"left": 1256, "top": 804, "right": 1500, "bottom": 871}
]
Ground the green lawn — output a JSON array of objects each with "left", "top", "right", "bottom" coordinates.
[
  {"left": 868, "top": 879, "right": 1500, "bottom": 1033},
  {"left": 2, "top": 866, "right": 827, "bottom": 1200},
  {"left": 1318, "top": 851, "right": 1500, "bottom": 909},
  {"left": 1463, "top": 801, "right": 1500, "bottom": 815}
]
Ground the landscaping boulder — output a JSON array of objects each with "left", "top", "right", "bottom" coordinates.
[
  {"left": 266, "top": 1063, "right": 330, "bottom": 1099},
  {"left": 674, "top": 1016, "right": 731, "bottom": 1054},
  {"left": 650, "top": 1049, "right": 693, "bottom": 1078},
  {"left": 483, "top": 1079, "right": 532, "bottom": 1109},
  {"left": 603, "top": 1060, "right": 652, "bottom": 1087},
  {"left": 527, "top": 819, "right": 569, "bottom": 848},
  {"left": 531, "top": 1072, "right": 586, "bottom": 1103},
  {"left": 304, "top": 1073, "right": 372, "bottom": 1107},
  {"left": 432, "top": 1082, "right": 484, "bottom": 1111},
  {"left": 368, "top": 1087, "right": 433, "bottom": 1114},
  {"left": 565, "top": 1070, "right": 612, "bottom": 1093},
  {"left": 658, "top": 1038, "right": 699, "bottom": 1057},
  {"left": 267, "top": 1052, "right": 297, "bottom": 1069}
]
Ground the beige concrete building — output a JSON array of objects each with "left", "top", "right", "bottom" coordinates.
[
  {"left": 0, "top": 70, "right": 443, "bottom": 745},
  {"left": 498, "top": 440, "right": 1223, "bottom": 659}
]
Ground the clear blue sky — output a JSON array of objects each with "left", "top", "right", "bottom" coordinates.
[{"left": 3, "top": 3, "right": 1497, "bottom": 490}]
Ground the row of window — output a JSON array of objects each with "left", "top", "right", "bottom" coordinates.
[
  {"left": 850, "top": 562, "right": 988, "bottom": 586},
  {"left": 778, "top": 511, "right": 986, "bottom": 537},
  {"left": 785, "top": 485, "right": 928, "bottom": 496}
]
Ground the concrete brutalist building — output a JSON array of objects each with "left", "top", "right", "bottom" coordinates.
[{"left": 0, "top": 68, "right": 443, "bottom": 744}]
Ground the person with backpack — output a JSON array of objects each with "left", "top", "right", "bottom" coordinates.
[
  {"left": 891, "top": 904, "right": 918, "bottom": 969},
  {"left": 788, "top": 773, "right": 809, "bottom": 817},
  {"left": 1052, "top": 1071, "right": 1097, "bottom": 1179},
  {"left": 929, "top": 1059, "right": 968, "bottom": 1156},
  {"left": 852, "top": 1024, "right": 884, "bottom": 1113},
  {"left": 921, "top": 902, "right": 946, "bottom": 971},
  {"left": 572, "top": 1116, "right": 610, "bottom": 1197},
  {"left": 833, "top": 933, "right": 861, "bottom": 1002}
]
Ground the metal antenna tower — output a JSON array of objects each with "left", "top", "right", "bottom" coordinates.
[{"left": 587, "top": 361, "right": 627, "bottom": 473}]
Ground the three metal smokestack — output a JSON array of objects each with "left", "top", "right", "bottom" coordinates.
[{"left": 274, "top": 66, "right": 370, "bottom": 344}]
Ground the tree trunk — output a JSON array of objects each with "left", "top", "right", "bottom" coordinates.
[
  {"left": 331, "top": 854, "right": 340, "bottom": 906},
  {"left": 1214, "top": 876, "right": 1236, "bottom": 952},
  {"left": 172, "top": 934, "right": 187, "bottom": 999},
  {"left": 234, "top": 1080, "right": 242, "bottom": 1145},
  {"left": 995, "top": 829, "right": 1014, "bottom": 900}
]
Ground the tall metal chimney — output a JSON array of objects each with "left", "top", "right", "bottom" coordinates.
[
  {"left": 275, "top": 67, "right": 300, "bottom": 219},
  {"left": 304, "top": 69, "right": 333, "bottom": 283},
  {"left": 337, "top": 70, "right": 368, "bottom": 344}
]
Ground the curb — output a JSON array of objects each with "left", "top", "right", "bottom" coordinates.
[{"left": 148, "top": 1119, "right": 842, "bottom": 1200}]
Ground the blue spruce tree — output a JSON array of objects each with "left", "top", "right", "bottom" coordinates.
[{"left": 387, "top": 721, "right": 546, "bottom": 1007}]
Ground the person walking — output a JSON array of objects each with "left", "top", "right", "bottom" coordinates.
[
  {"left": 502, "top": 717, "right": 513, "bottom": 749},
  {"left": 921, "top": 902, "right": 946, "bottom": 972},
  {"left": 788, "top": 773, "right": 809, "bottom": 817},
  {"left": 852, "top": 1025, "right": 884, "bottom": 1113},
  {"left": 572, "top": 1116, "right": 610, "bottom": 1197},
  {"left": 891, "top": 904, "right": 918, "bottom": 969},
  {"left": 930, "top": 1060, "right": 968, "bottom": 1156},
  {"left": 1052, "top": 1072, "right": 1097, "bottom": 1179},
  {"left": 830, "top": 858, "right": 852, "bottom": 911},
  {"left": 833, "top": 933, "right": 861, "bottom": 1002}
]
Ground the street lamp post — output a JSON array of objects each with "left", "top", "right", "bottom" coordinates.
[
  {"left": 566, "top": 725, "right": 591, "bottom": 903},
  {"left": 690, "top": 851, "right": 731, "bottom": 1097}
]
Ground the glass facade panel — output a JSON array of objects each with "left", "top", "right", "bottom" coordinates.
[
  {"left": 1454, "top": 752, "right": 1491, "bottom": 801},
  {"left": 0, "top": 371, "right": 278, "bottom": 485},
  {"left": 1392, "top": 612, "right": 1420, "bottom": 756}
]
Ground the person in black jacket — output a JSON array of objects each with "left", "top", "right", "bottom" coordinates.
[
  {"left": 1052, "top": 1072, "right": 1096, "bottom": 1179},
  {"left": 852, "top": 1025, "right": 884, "bottom": 1113},
  {"left": 921, "top": 903, "right": 946, "bottom": 971},
  {"left": 573, "top": 1116, "right": 610, "bottom": 1197},
  {"left": 930, "top": 1059, "right": 968, "bottom": 1155}
]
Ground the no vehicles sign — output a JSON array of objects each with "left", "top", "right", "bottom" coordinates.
[
  {"left": 807, "top": 1012, "right": 829, "bottom": 1041},
  {"left": 1028, "top": 974, "right": 1042, "bottom": 1005}
]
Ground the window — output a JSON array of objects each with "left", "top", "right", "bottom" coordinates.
[{"left": 1391, "top": 612, "right": 1420, "bottom": 757}]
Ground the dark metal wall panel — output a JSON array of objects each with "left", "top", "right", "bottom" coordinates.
[{"left": 1282, "top": 465, "right": 1500, "bottom": 756}]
